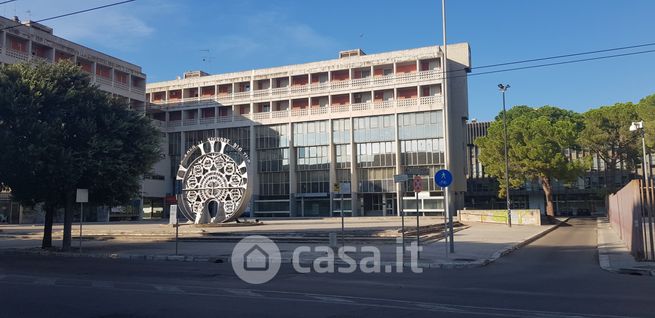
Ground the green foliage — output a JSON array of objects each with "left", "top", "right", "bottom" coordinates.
[
  {"left": 476, "top": 106, "right": 587, "bottom": 197},
  {"left": 637, "top": 94, "right": 655, "bottom": 149},
  {"left": 578, "top": 102, "right": 641, "bottom": 192},
  {"left": 0, "top": 61, "right": 161, "bottom": 210}
]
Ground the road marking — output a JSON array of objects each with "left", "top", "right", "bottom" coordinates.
[
  {"left": 91, "top": 281, "right": 114, "bottom": 289},
  {"left": 310, "top": 295, "right": 354, "bottom": 304},
  {"left": 223, "top": 288, "right": 261, "bottom": 297},
  {"left": 33, "top": 277, "right": 57, "bottom": 286},
  {"left": 154, "top": 285, "right": 184, "bottom": 293}
]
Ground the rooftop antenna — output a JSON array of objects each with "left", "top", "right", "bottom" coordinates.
[{"left": 200, "top": 49, "right": 214, "bottom": 64}]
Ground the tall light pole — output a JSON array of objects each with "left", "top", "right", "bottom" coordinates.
[
  {"left": 630, "top": 121, "right": 650, "bottom": 182},
  {"left": 498, "top": 84, "right": 512, "bottom": 227},
  {"left": 441, "top": 0, "right": 454, "bottom": 253},
  {"left": 630, "top": 120, "right": 654, "bottom": 260}
]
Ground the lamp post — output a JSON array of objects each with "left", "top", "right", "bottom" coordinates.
[
  {"left": 630, "top": 121, "right": 650, "bottom": 181},
  {"left": 498, "top": 84, "right": 511, "bottom": 227},
  {"left": 630, "top": 120, "right": 654, "bottom": 260}
]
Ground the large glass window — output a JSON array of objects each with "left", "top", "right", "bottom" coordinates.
[
  {"left": 398, "top": 111, "right": 443, "bottom": 140},
  {"left": 353, "top": 115, "right": 395, "bottom": 142},
  {"left": 294, "top": 120, "right": 329, "bottom": 146}
]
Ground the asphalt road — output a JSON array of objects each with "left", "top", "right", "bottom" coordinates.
[{"left": 0, "top": 218, "right": 653, "bottom": 318}]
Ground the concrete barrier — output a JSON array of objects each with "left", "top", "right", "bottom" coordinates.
[{"left": 458, "top": 209, "right": 542, "bottom": 226}]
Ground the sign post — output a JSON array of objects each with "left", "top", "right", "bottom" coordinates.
[
  {"left": 434, "top": 169, "right": 454, "bottom": 253},
  {"left": 75, "top": 189, "right": 89, "bottom": 254},
  {"left": 413, "top": 176, "right": 423, "bottom": 255},
  {"left": 394, "top": 174, "right": 409, "bottom": 255},
  {"left": 170, "top": 204, "right": 179, "bottom": 255},
  {"left": 336, "top": 182, "right": 351, "bottom": 246}
]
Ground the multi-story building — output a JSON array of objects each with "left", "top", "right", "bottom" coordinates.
[
  {"left": 145, "top": 44, "right": 471, "bottom": 218},
  {"left": 0, "top": 16, "right": 148, "bottom": 223},
  {"left": 464, "top": 120, "right": 653, "bottom": 215}
]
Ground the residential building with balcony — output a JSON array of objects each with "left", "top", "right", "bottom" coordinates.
[
  {"left": 146, "top": 44, "right": 471, "bottom": 218},
  {"left": 0, "top": 16, "right": 149, "bottom": 223}
]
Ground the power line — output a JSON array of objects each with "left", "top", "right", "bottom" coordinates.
[
  {"left": 471, "top": 42, "right": 655, "bottom": 71},
  {"left": 1, "top": 0, "right": 135, "bottom": 32},
  {"left": 444, "top": 48, "right": 655, "bottom": 80},
  {"left": 444, "top": 41, "right": 655, "bottom": 75},
  {"left": 0, "top": 0, "right": 17, "bottom": 5}
]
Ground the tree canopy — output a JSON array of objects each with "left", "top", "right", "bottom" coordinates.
[
  {"left": 578, "top": 102, "right": 640, "bottom": 193},
  {"left": 476, "top": 106, "right": 587, "bottom": 216},
  {"left": 0, "top": 62, "right": 161, "bottom": 249}
]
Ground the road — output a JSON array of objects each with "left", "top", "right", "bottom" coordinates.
[{"left": 0, "top": 218, "right": 653, "bottom": 318}]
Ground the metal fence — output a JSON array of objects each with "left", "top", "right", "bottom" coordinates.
[{"left": 640, "top": 177, "right": 655, "bottom": 261}]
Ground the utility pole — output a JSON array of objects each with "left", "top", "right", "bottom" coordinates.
[{"left": 499, "top": 84, "right": 512, "bottom": 227}]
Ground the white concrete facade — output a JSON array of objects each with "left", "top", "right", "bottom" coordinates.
[
  {"left": 146, "top": 44, "right": 471, "bottom": 217},
  {"left": 0, "top": 16, "right": 146, "bottom": 107}
]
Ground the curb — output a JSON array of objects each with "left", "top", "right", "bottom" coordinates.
[
  {"left": 596, "top": 218, "right": 655, "bottom": 277},
  {"left": 0, "top": 222, "right": 565, "bottom": 270}
]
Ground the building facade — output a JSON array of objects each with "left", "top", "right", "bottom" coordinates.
[
  {"left": 145, "top": 44, "right": 471, "bottom": 218},
  {"left": 0, "top": 16, "right": 148, "bottom": 223},
  {"left": 464, "top": 121, "right": 654, "bottom": 216}
]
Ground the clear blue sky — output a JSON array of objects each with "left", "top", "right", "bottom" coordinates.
[{"left": 5, "top": 0, "right": 655, "bottom": 120}]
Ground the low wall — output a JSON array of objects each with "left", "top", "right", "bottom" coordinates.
[
  {"left": 458, "top": 209, "right": 542, "bottom": 226},
  {"left": 608, "top": 179, "right": 645, "bottom": 259}
]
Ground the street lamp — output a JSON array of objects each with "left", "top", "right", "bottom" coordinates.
[
  {"left": 630, "top": 121, "right": 650, "bottom": 182},
  {"left": 498, "top": 84, "right": 512, "bottom": 227}
]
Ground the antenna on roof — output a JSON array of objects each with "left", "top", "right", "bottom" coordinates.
[{"left": 200, "top": 49, "right": 214, "bottom": 64}]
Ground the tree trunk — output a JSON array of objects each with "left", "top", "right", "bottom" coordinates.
[
  {"left": 62, "top": 191, "right": 74, "bottom": 251},
  {"left": 540, "top": 176, "right": 555, "bottom": 217},
  {"left": 41, "top": 204, "right": 54, "bottom": 249}
]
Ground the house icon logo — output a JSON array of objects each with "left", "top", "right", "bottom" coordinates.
[
  {"left": 231, "top": 235, "right": 281, "bottom": 284},
  {"left": 244, "top": 245, "right": 270, "bottom": 271}
]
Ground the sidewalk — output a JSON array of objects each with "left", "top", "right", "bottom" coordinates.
[
  {"left": 0, "top": 218, "right": 565, "bottom": 269},
  {"left": 597, "top": 218, "right": 655, "bottom": 276}
]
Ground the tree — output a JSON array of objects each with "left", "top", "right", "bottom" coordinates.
[
  {"left": 0, "top": 62, "right": 161, "bottom": 250},
  {"left": 578, "top": 103, "right": 640, "bottom": 193},
  {"left": 637, "top": 94, "right": 655, "bottom": 149},
  {"left": 476, "top": 106, "right": 586, "bottom": 217}
]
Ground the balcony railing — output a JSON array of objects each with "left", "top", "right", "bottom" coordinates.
[
  {"left": 95, "top": 76, "right": 112, "bottom": 87},
  {"left": 183, "top": 118, "right": 198, "bottom": 126},
  {"left": 162, "top": 96, "right": 443, "bottom": 129},
  {"left": 199, "top": 117, "right": 215, "bottom": 125},
  {"left": 6, "top": 48, "right": 28, "bottom": 61},
  {"left": 149, "top": 70, "right": 442, "bottom": 106}
]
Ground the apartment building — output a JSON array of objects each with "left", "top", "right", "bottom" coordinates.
[
  {"left": 0, "top": 16, "right": 148, "bottom": 223},
  {"left": 145, "top": 44, "right": 471, "bottom": 218}
]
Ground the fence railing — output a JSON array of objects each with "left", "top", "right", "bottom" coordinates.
[{"left": 608, "top": 178, "right": 655, "bottom": 261}]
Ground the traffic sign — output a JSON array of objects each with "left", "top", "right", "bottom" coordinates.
[
  {"left": 394, "top": 174, "right": 409, "bottom": 183},
  {"left": 434, "top": 169, "right": 453, "bottom": 188},
  {"left": 405, "top": 167, "right": 430, "bottom": 176},
  {"left": 413, "top": 176, "right": 422, "bottom": 192}
]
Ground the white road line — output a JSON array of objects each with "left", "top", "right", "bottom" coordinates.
[
  {"left": 223, "top": 288, "right": 261, "bottom": 297},
  {"left": 310, "top": 295, "right": 355, "bottom": 304},
  {"left": 91, "top": 281, "right": 114, "bottom": 289},
  {"left": 33, "top": 277, "right": 57, "bottom": 286},
  {"left": 154, "top": 285, "right": 184, "bottom": 293}
]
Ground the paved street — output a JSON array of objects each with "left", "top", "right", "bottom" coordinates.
[{"left": 0, "top": 218, "right": 653, "bottom": 318}]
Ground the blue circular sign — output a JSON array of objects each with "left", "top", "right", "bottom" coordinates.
[{"left": 434, "top": 169, "right": 453, "bottom": 188}]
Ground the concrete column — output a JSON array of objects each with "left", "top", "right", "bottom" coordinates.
[
  {"left": 328, "top": 119, "right": 336, "bottom": 217},
  {"left": 395, "top": 113, "right": 403, "bottom": 217},
  {"left": 349, "top": 117, "right": 359, "bottom": 216},
  {"left": 288, "top": 122, "right": 298, "bottom": 217},
  {"left": 249, "top": 125, "right": 258, "bottom": 217}
]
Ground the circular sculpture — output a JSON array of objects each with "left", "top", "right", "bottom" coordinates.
[{"left": 176, "top": 137, "right": 251, "bottom": 224}]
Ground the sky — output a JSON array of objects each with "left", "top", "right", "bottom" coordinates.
[{"left": 3, "top": 0, "right": 655, "bottom": 121}]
